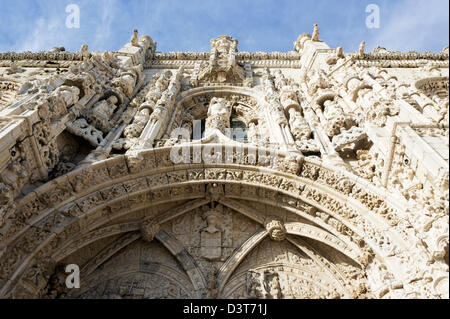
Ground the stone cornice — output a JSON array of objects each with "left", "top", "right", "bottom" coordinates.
[
  {"left": 350, "top": 51, "right": 449, "bottom": 61},
  {"left": 346, "top": 50, "right": 449, "bottom": 68},
  {"left": 145, "top": 60, "right": 303, "bottom": 69},
  {"left": 144, "top": 51, "right": 303, "bottom": 69},
  {"left": 151, "top": 51, "right": 301, "bottom": 61},
  {"left": 354, "top": 59, "right": 449, "bottom": 68},
  {"left": 0, "top": 51, "right": 84, "bottom": 62}
]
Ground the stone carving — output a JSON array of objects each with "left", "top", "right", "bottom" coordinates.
[
  {"left": 312, "top": 24, "right": 320, "bottom": 42},
  {"left": 0, "top": 29, "right": 448, "bottom": 300},
  {"left": 205, "top": 97, "right": 232, "bottom": 135},
  {"left": 113, "top": 65, "right": 143, "bottom": 98},
  {"left": 322, "top": 98, "right": 356, "bottom": 138},
  {"left": 66, "top": 118, "right": 104, "bottom": 147},
  {"left": 141, "top": 219, "right": 160, "bottom": 242},
  {"left": 86, "top": 96, "right": 120, "bottom": 133},
  {"left": 200, "top": 204, "right": 223, "bottom": 261},
  {"left": 332, "top": 126, "right": 368, "bottom": 152},
  {"left": 288, "top": 110, "right": 311, "bottom": 141},
  {"left": 359, "top": 41, "right": 366, "bottom": 58},
  {"left": 131, "top": 29, "right": 139, "bottom": 47},
  {"left": 264, "top": 217, "right": 286, "bottom": 241},
  {"left": 247, "top": 270, "right": 282, "bottom": 299},
  {"left": 81, "top": 44, "right": 90, "bottom": 60},
  {"left": 193, "top": 36, "right": 245, "bottom": 86}
]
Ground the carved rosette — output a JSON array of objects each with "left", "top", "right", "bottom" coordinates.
[{"left": 264, "top": 217, "right": 286, "bottom": 241}]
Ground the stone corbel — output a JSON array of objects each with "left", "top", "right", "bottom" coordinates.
[{"left": 141, "top": 218, "right": 160, "bottom": 242}]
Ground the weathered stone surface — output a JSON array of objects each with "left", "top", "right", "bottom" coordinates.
[{"left": 0, "top": 27, "right": 448, "bottom": 299}]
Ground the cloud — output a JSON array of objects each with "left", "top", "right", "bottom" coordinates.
[
  {"left": 0, "top": 0, "right": 448, "bottom": 53},
  {"left": 368, "top": 0, "right": 449, "bottom": 52},
  {"left": 14, "top": 9, "right": 67, "bottom": 52}
]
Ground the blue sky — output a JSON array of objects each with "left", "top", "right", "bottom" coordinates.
[{"left": 0, "top": 0, "right": 448, "bottom": 53}]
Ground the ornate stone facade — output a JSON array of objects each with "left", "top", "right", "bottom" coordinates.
[{"left": 0, "top": 26, "right": 448, "bottom": 299}]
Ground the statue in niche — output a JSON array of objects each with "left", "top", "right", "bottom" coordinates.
[
  {"left": 288, "top": 109, "right": 311, "bottom": 141},
  {"left": 89, "top": 95, "right": 119, "bottom": 133},
  {"left": 205, "top": 97, "right": 232, "bottom": 135},
  {"left": 247, "top": 270, "right": 266, "bottom": 298},
  {"left": 265, "top": 272, "right": 282, "bottom": 299},
  {"left": 246, "top": 269, "right": 283, "bottom": 299},
  {"left": 200, "top": 204, "right": 223, "bottom": 261}
]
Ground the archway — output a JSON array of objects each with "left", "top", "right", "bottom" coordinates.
[{"left": 0, "top": 141, "right": 433, "bottom": 299}]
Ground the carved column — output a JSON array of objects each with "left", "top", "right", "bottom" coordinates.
[
  {"left": 138, "top": 67, "right": 183, "bottom": 147},
  {"left": 261, "top": 69, "right": 295, "bottom": 150}
]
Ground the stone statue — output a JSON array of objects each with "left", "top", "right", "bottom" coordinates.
[
  {"left": 312, "top": 24, "right": 320, "bottom": 41},
  {"left": 131, "top": 29, "right": 139, "bottom": 47},
  {"left": 336, "top": 46, "right": 344, "bottom": 58},
  {"left": 89, "top": 95, "right": 119, "bottom": 132},
  {"left": 81, "top": 44, "right": 89, "bottom": 60},
  {"left": 359, "top": 41, "right": 366, "bottom": 58},
  {"left": 205, "top": 97, "right": 232, "bottom": 135}
]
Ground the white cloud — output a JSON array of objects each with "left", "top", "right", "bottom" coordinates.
[
  {"left": 369, "top": 0, "right": 449, "bottom": 52},
  {"left": 15, "top": 16, "right": 65, "bottom": 52},
  {"left": 2, "top": 0, "right": 448, "bottom": 54}
]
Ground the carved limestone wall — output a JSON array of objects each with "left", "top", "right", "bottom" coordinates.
[{"left": 0, "top": 28, "right": 448, "bottom": 299}]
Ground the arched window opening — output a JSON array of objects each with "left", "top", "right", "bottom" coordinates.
[
  {"left": 230, "top": 118, "right": 247, "bottom": 142},
  {"left": 192, "top": 118, "right": 206, "bottom": 140}
]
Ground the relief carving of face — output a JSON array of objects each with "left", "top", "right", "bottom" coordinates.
[
  {"left": 208, "top": 98, "right": 231, "bottom": 117},
  {"left": 215, "top": 37, "right": 231, "bottom": 53}
]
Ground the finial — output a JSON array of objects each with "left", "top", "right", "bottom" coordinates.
[
  {"left": 359, "top": 41, "right": 366, "bottom": 58},
  {"left": 336, "top": 46, "right": 343, "bottom": 58},
  {"left": 81, "top": 44, "right": 89, "bottom": 61},
  {"left": 312, "top": 24, "right": 319, "bottom": 41},
  {"left": 131, "top": 29, "right": 139, "bottom": 47}
]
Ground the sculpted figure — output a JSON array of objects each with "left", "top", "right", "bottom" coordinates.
[
  {"left": 1, "top": 160, "right": 28, "bottom": 192},
  {"left": 0, "top": 183, "right": 13, "bottom": 206},
  {"left": 247, "top": 121, "right": 259, "bottom": 144},
  {"left": 208, "top": 97, "right": 231, "bottom": 118},
  {"left": 149, "top": 101, "right": 167, "bottom": 124},
  {"left": 246, "top": 271, "right": 266, "bottom": 298},
  {"left": 66, "top": 118, "right": 104, "bottom": 146},
  {"left": 336, "top": 46, "right": 344, "bottom": 58},
  {"left": 359, "top": 41, "right": 366, "bottom": 58},
  {"left": 92, "top": 96, "right": 119, "bottom": 118},
  {"left": 205, "top": 97, "right": 232, "bottom": 135},
  {"left": 288, "top": 109, "right": 311, "bottom": 141},
  {"left": 312, "top": 24, "right": 320, "bottom": 41},
  {"left": 54, "top": 85, "right": 80, "bottom": 107},
  {"left": 89, "top": 95, "right": 119, "bottom": 133},
  {"left": 81, "top": 44, "right": 89, "bottom": 60},
  {"left": 265, "top": 273, "right": 282, "bottom": 299},
  {"left": 322, "top": 99, "right": 356, "bottom": 138},
  {"left": 131, "top": 29, "right": 139, "bottom": 47}
]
